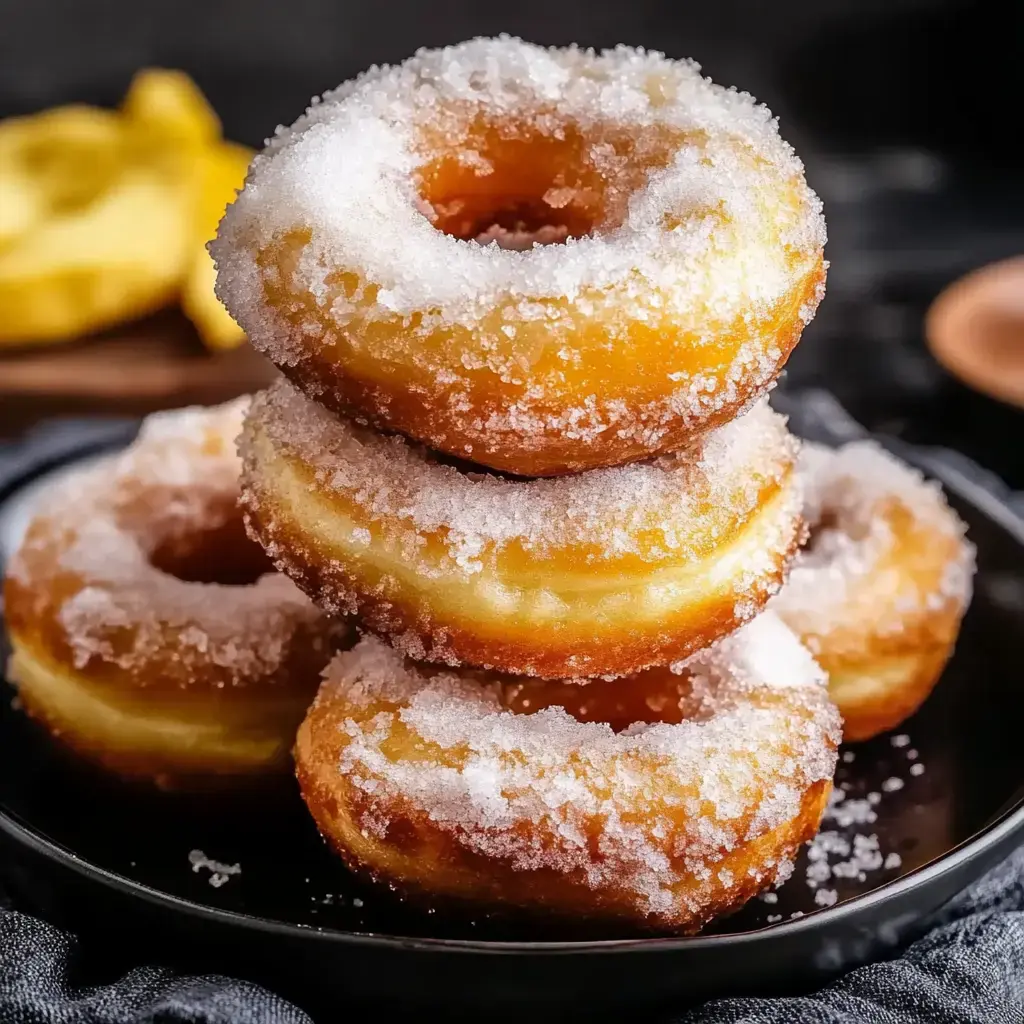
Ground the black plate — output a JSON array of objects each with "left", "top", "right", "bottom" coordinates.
[{"left": 1, "top": 392, "right": 1022, "bottom": 1022}]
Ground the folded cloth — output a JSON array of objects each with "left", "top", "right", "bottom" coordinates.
[
  {"left": 0, "top": 904, "right": 311, "bottom": 1023},
  {"left": 676, "top": 844, "right": 1024, "bottom": 1024}
]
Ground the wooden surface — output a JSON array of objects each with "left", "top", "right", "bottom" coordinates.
[{"left": 0, "top": 311, "right": 276, "bottom": 438}]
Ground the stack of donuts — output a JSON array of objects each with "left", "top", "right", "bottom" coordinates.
[
  {"left": 214, "top": 35, "right": 971, "bottom": 929},
  {"left": 3, "top": 38, "right": 975, "bottom": 933}
]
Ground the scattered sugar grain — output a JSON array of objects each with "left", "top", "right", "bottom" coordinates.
[
  {"left": 814, "top": 888, "right": 838, "bottom": 908},
  {"left": 800, "top": 781, "right": 910, "bottom": 908},
  {"left": 189, "top": 849, "right": 241, "bottom": 888}
]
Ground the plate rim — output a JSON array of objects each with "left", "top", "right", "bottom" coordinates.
[
  {"left": 1, "top": 788, "right": 1022, "bottom": 955},
  {"left": 1, "top": 411, "right": 1023, "bottom": 955}
]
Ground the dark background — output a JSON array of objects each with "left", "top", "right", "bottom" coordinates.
[{"left": 1, "top": 0, "right": 1022, "bottom": 482}]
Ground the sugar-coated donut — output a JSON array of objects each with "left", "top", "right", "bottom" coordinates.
[
  {"left": 772, "top": 441, "right": 974, "bottom": 742},
  {"left": 240, "top": 380, "right": 803, "bottom": 679},
  {"left": 214, "top": 37, "right": 826, "bottom": 477},
  {"left": 3, "top": 399, "right": 345, "bottom": 788},
  {"left": 295, "top": 613, "right": 840, "bottom": 931}
]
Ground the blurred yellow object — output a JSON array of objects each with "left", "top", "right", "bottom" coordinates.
[
  {"left": 0, "top": 69, "right": 247, "bottom": 350},
  {"left": 0, "top": 106, "right": 123, "bottom": 248},
  {"left": 121, "top": 68, "right": 251, "bottom": 348},
  {"left": 121, "top": 69, "right": 221, "bottom": 149},
  {"left": 119, "top": 69, "right": 213, "bottom": 213},
  {"left": 0, "top": 102, "right": 192, "bottom": 346},
  {"left": 0, "top": 170, "right": 191, "bottom": 344},
  {"left": 0, "top": 173, "right": 43, "bottom": 247},
  {"left": 182, "top": 141, "right": 253, "bottom": 349}
]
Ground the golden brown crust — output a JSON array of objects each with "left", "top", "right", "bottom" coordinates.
[
  {"left": 294, "top": 622, "right": 839, "bottom": 931},
  {"left": 804, "top": 511, "right": 968, "bottom": 743},
  {"left": 8, "top": 644, "right": 314, "bottom": 791},
  {"left": 297, "top": 739, "right": 829, "bottom": 931},
  {"left": 817, "top": 620, "right": 963, "bottom": 743},
  {"left": 5, "top": 566, "right": 334, "bottom": 788},
  {"left": 5, "top": 541, "right": 337, "bottom": 788},
  {"left": 269, "top": 262, "right": 823, "bottom": 478},
  {"left": 240, "top": 393, "right": 804, "bottom": 678},
  {"left": 245, "top": 487, "right": 800, "bottom": 679}
]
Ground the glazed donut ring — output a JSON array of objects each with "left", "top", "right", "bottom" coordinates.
[
  {"left": 772, "top": 441, "right": 974, "bottom": 742},
  {"left": 240, "top": 380, "right": 803, "bottom": 678},
  {"left": 214, "top": 38, "right": 826, "bottom": 477},
  {"left": 296, "top": 613, "right": 840, "bottom": 931},
  {"left": 3, "top": 399, "right": 344, "bottom": 787}
]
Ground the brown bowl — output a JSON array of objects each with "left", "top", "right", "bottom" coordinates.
[{"left": 927, "top": 256, "right": 1024, "bottom": 409}]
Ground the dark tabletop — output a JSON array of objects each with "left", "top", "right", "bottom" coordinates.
[{"left": 1, "top": 0, "right": 1021, "bottom": 483}]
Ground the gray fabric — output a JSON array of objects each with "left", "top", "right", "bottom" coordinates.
[
  {"left": 0, "top": 847, "right": 1020, "bottom": 1022},
  {"left": 0, "top": 905, "right": 311, "bottom": 1022},
  {"left": 677, "top": 845, "right": 1024, "bottom": 1023}
]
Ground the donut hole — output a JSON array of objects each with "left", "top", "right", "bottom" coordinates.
[
  {"left": 150, "top": 515, "right": 274, "bottom": 587},
  {"left": 417, "top": 115, "right": 680, "bottom": 248},
  {"left": 800, "top": 505, "right": 889, "bottom": 575},
  {"left": 801, "top": 510, "right": 837, "bottom": 552},
  {"left": 499, "top": 670, "right": 701, "bottom": 733}
]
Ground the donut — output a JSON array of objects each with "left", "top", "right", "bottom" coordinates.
[
  {"left": 240, "top": 379, "right": 803, "bottom": 679},
  {"left": 3, "top": 399, "right": 345, "bottom": 788},
  {"left": 213, "top": 37, "right": 826, "bottom": 477},
  {"left": 772, "top": 441, "right": 974, "bottom": 742},
  {"left": 295, "top": 613, "right": 840, "bottom": 931}
]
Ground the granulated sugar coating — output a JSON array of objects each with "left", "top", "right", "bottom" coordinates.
[
  {"left": 218, "top": 36, "right": 824, "bottom": 328},
  {"left": 6, "top": 399, "right": 333, "bottom": 688},
  {"left": 294, "top": 613, "right": 840, "bottom": 928},
  {"left": 774, "top": 441, "right": 974, "bottom": 644},
  {"left": 213, "top": 37, "right": 827, "bottom": 476},
  {"left": 240, "top": 378, "right": 804, "bottom": 677},
  {"left": 243, "top": 378, "right": 797, "bottom": 575}
]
